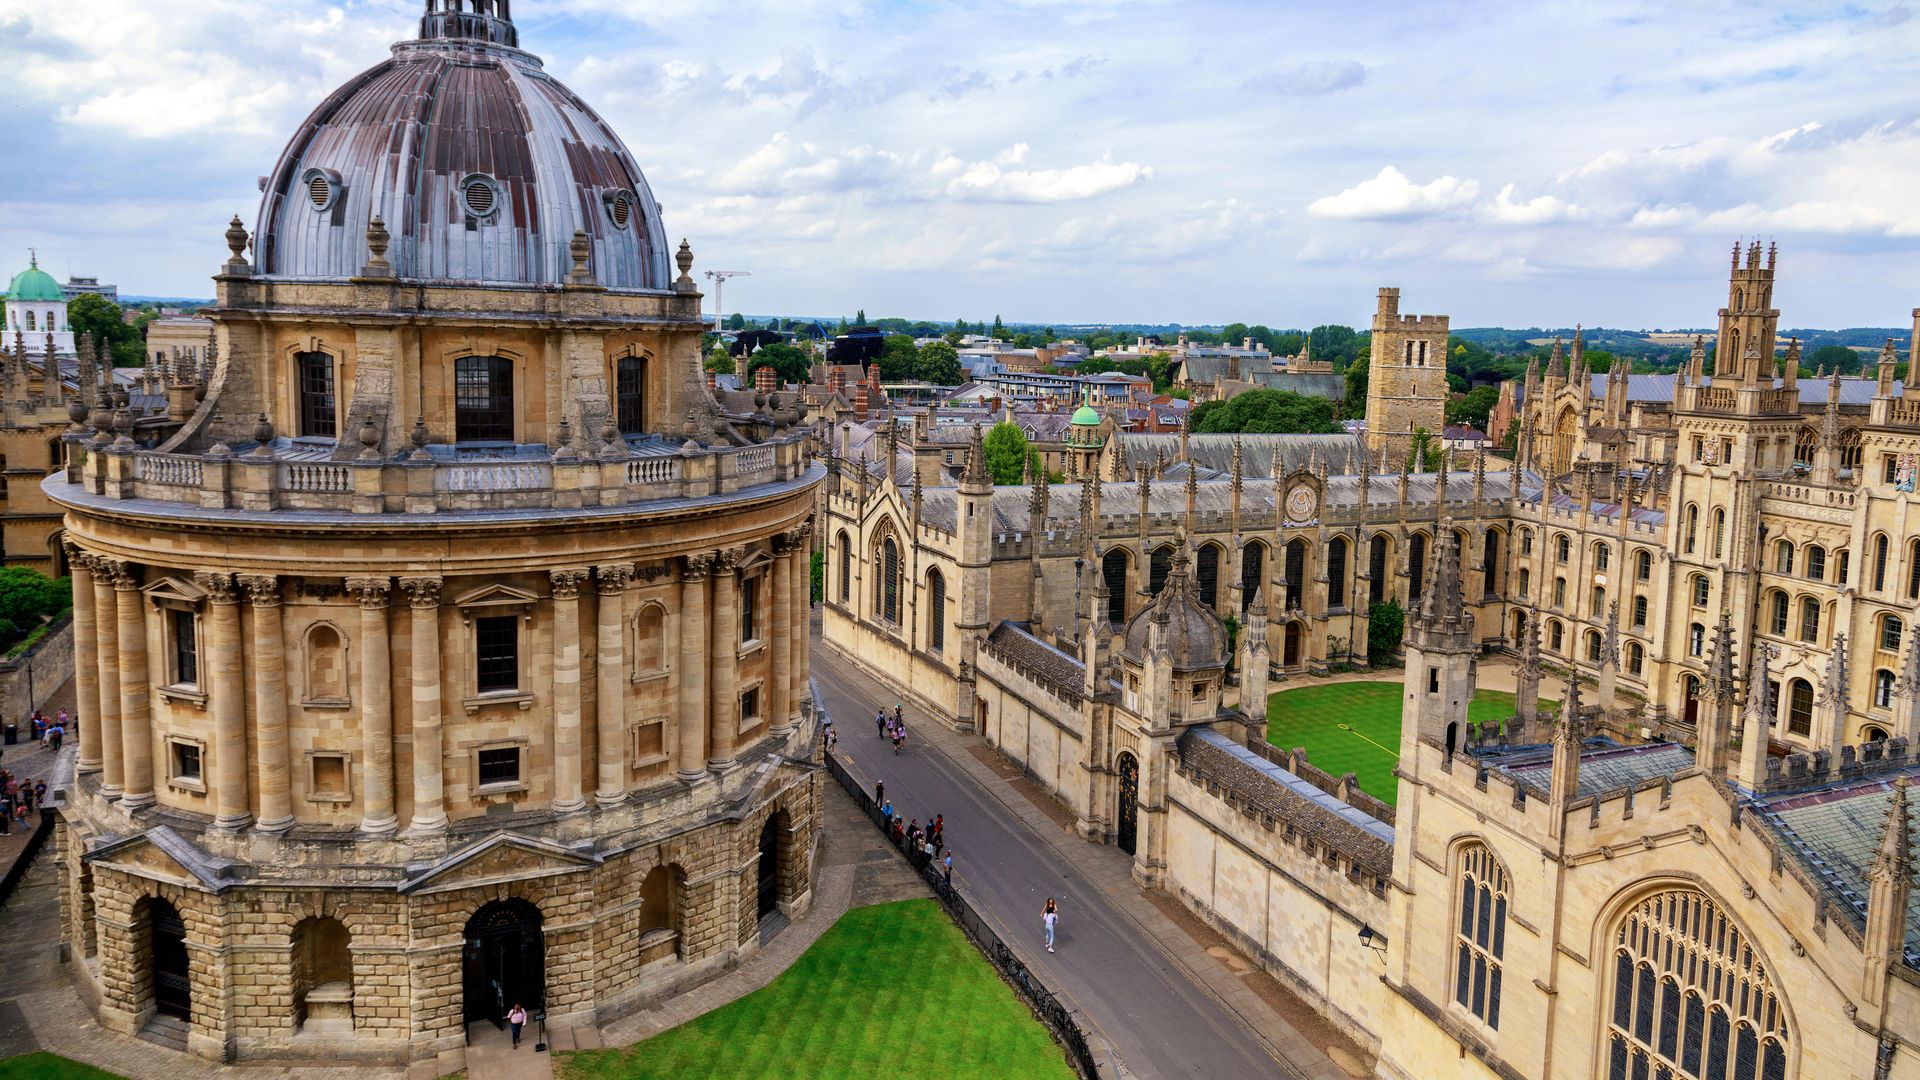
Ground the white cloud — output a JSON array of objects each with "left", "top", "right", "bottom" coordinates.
[
  {"left": 1483, "top": 184, "right": 1581, "bottom": 225},
  {"left": 1308, "top": 167, "right": 1479, "bottom": 221},
  {"left": 1249, "top": 59, "right": 1367, "bottom": 96},
  {"left": 941, "top": 151, "right": 1150, "bottom": 203}
]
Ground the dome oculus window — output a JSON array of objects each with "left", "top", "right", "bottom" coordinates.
[
  {"left": 300, "top": 168, "right": 344, "bottom": 212},
  {"left": 462, "top": 174, "right": 502, "bottom": 220},
  {"left": 604, "top": 189, "right": 637, "bottom": 230}
]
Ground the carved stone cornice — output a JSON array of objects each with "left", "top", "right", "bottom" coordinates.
[
  {"left": 237, "top": 574, "right": 280, "bottom": 607},
  {"left": 682, "top": 552, "right": 714, "bottom": 581},
  {"left": 346, "top": 576, "right": 394, "bottom": 609},
  {"left": 396, "top": 576, "right": 441, "bottom": 609},
  {"left": 193, "top": 572, "right": 239, "bottom": 605},
  {"left": 596, "top": 564, "right": 636, "bottom": 594},
  {"left": 550, "top": 568, "right": 590, "bottom": 600}
]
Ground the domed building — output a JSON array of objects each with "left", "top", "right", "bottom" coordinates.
[
  {"left": 48, "top": 2, "right": 822, "bottom": 1069},
  {"left": 6, "top": 253, "right": 75, "bottom": 356}
]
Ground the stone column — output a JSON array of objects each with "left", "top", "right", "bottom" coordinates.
[
  {"left": 708, "top": 548, "right": 742, "bottom": 772},
  {"left": 347, "top": 577, "right": 397, "bottom": 834},
  {"left": 770, "top": 537, "right": 794, "bottom": 737},
  {"left": 196, "top": 573, "right": 249, "bottom": 829},
  {"left": 91, "top": 560, "right": 123, "bottom": 797},
  {"left": 112, "top": 562, "right": 154, "bottom": 810},
  {"left": 677, "top": 554, "right": 712, "bottom": 782},
  {"left": 792, "top": 522, "right": 813, "bottom": 720},
  {"left": 399, "top": 577, "right": 446, "bottom": 833},
  {"left": 595, "top": 564, "right": 635, "bottom": 806},
  {"left": 550, "top": 569, "right": 590, "bottom": 814},
  {"left": 239, "top": 575, "right": 294, "bottom": 831},
  {"left": 68, "top": 548, "right": 102, "bottom": 774}
]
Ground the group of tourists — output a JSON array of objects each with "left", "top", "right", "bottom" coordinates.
[
  {"left": 874, "top": 705, "right": 907, "bottom": 754},
  {"left": 28, "top": 709, "right": 69, "bottom": 752},
  {"left": 877, "top": 791, "right": 954, "bottom": 886},
  {"left": 0, "top": 772, "right": 48, "bottom": 833}
]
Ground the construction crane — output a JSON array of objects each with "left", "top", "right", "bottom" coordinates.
[{"left": 704, "top": 270, "right": 752, "bottom": 336}]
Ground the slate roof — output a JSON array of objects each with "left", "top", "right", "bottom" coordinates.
[
  {"left": 1115, "top": 432, "right": 1367, "bottom": 478},
  {"left": 1178, "top": 727, "right": 1395, "bottom": 876},
  {"left": 1580, "top": 373, "right": 1904, "bottom": 406},
  {"left": 983, "top": 622, "right": 1085, "bottom": 699},
  {"left": 1493, "top": 740, "right": 1698, "bottom": 797},
  {"left": 1752, "top": 768, "right": 1920, "bottom": 968}
]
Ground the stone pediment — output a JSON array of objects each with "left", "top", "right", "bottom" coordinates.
[
  {"left": 86, "top": 826, "right": 237, "bottom": 893},
  {"left": 400, "top": 831, "right": 600, "bottom": 895},
  {"left": 452, "top": 582, "right": 541, "bottom": 609},
  {"left": 142, "top": 575, "right": 209, "bottom": 606}
]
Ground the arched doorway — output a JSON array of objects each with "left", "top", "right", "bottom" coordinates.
[
  {"left": 1102, "top": 549, "right": 1129, "bottom": 624},
  {"left": 757, "top": 814, "right": 782, "bottom": 919},
  {"left": 1284, "top": 622, "right": 1302, "bottom": 667},
  {"left": 1682, "top": 675, "right": 1701, "bottom": 728},
  {"left": 1115, "top": 753, "right": 1139, "bottom": 855},
  {"left": 464, "top": 899, "right": 544, "bottom": 1029},
  {"left": 144, "top": 897, "right": 190, "bottom": 1021},
  {"left": 1511, "top": 609, "right": 1527, "bottom": 640}
]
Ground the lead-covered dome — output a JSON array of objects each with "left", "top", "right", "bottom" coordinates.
[
  {"left": 254, "top": 1, "right": 670, "bottom": 290},
  {"left": 1119, "top": 543, "right": 1228, "bottom": 672}
]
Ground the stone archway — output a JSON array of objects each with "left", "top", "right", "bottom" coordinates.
[
  {"left": 1284, "top": 622, "right": 1303, "bottom": 667},
  {"left": 1115, "top": 752, "right": 1140, "bottom": 855},
  {"left": 142, "top": 897, "right": 190, "bottom": 1021},
  {"left": 757, "top": 814, "right": 782, "bottom": 920},
  {"left": 463, "top": 898, "right": 544, "bottom": 1029}
]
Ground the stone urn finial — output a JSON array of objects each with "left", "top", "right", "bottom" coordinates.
[
  {"left": 363, "top": 215, "right": 393, "bottom": 277},
  {"left": 410, "top": 415, "right": 432, "bottom": 461},
  {"left": 553, "top": 417, "right": 576, "bottom": 461},
  {"left": 676, "top": 238, "right": 695, "bottom": 283},
  {"left": 357, "top": 419, "right": 381, "bottom": 460},
  {"left": 569, "top": 229, "right": 593, "bottom": 284},
  {"left": 224, "top": 215, "right": 251, "bottom": 274}
]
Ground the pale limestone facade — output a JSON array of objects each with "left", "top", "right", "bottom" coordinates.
[
  {"left": 1364, "top": 286, "right": 1450, "bottom": 464},
  {"left": 47, "top": 6, "right": 822, "bottom": 1071}
]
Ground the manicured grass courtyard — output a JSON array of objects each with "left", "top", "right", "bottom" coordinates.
[
  {"left": 0, "top": 1053, "right": 124, "bottom": 1080},
  {"left": 1266, "top": 682, "right": 1546, "bottom": 806},
  {"left": 561, "top": 898, "right": 1075, "bottom": 1080}
]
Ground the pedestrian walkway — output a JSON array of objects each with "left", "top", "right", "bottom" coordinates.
[
  {"left": 464, "top": 1022, "right": 550, "bottom": 1080},
  {"left": 814, "top": 642, "right": 1371, "bottom": 1080}
]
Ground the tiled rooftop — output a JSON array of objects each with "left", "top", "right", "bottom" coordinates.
[
  {"left": 1482, "top": 739, "right": 1697, "bottom": 797},
  {"left": 1754, "top": 769, "right": 1920, "bottom": 968}
]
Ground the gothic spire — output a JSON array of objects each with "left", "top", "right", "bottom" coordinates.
[
  {"left": 1863, "top": 778, "right": 1912, "bottom": 1005},
  {"left": 960, "top": 421, "right": 989, "bottom": 489},
  {"left": 1546, "top": 336, "right": 1567, "bottom": 379},
  {"left": 1822, "top": 633, "right": 1851, "bottom": 751}
]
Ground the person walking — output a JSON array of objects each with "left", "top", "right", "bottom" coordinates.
[
  {"left": 48, "top": 724, "right": 62, "bottom": 753},
  {"left": 1043, "top": 898, "right": 1059, "bottom": 953},
  {"left": 942, "top": 850, "right": 954, "bottom": 888},
  {"left": 506, "top": 1003, "right": 527, "bottom": 1048},
  {"left": 876, "top": 710, "right": 888, "bottom": 739}
]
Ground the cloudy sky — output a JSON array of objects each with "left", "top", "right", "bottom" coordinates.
[{"left": 3, "top": 0, "right": 1919, "bottom": 330}]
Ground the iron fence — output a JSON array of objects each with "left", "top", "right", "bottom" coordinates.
[{"left": 823, "top": 748, "right": 1103, "bottom": 1080}]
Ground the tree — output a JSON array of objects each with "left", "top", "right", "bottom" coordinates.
[
  {"left": 1188, "top": 389, "right": 1341, "bottom": 434},
  {"left": 704, "top": 348, "right": 735, "bottom": 375},
  {"left": 743, "top": 342, "right": 810, "bottom": 384},
  {"left": 878, "top": 334, "right": 920, "bottom": 381},
  {"left": 1342, "top": 361, "right": 1369, "bottom": 419},
  {"left": 1367, "top": 600, "right": 1404, "bottom": 667},
  {"left": 809, "top": 550, "right": 824, "bottom": 604},
  {"left": 991, "top": 314, "right": 1006, "bottom": 341},
  {"left": 67, "top": 293, "right": 145, "bottom": 367},
  {"left": 1308, "top": 324, "right": 1363, "bottom": 369},
  {"left": 915, "top": 340, "right": 964, "bottom": 385},
  {"left": 982, "top": 421, "right": 1031, "bottom": 485},
  {"left": 725, "top": 312, "right": 746, "bottom": 331},
  {"left": 1446, "top": 385, "right": 1499, "bottom": 432},
  {"left": 1809, "top": 344, "right": 1861, "bottom": 374},
  {"left": 1012, "top": 333, "right": 1035, "bottom": 349},
  {"left": 853, "top": 309, "right": 867, "bottom": 326},
  {"left": 0, "top": 566, "right": 72, "bottom": 653},
  {"left": 1221, "top": 322, "right": 1249, "bottom": 345},
  {"left": 1408, "top": 427, "right": 1445, "bottom": 472}
]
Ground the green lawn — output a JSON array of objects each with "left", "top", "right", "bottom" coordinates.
[
  {"left": 1266, "top": 682, "right": 1548, "bottom": 807},
  {"left": 0, "top": 1053, "right": 124, "bottom": 1080},
  {"left": 562, "top": 899, "right": 1075, "bottom": 1080}
]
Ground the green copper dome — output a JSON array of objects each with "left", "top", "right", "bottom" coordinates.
[
  {"left": 1071, "top": 404, "right": 1101, "bottom": 426},
  {"left": 6, "top": 256, "right": 64, "bottom": 303}
]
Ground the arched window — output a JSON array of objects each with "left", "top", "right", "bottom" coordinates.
[
  {"left": 635, "top": 603, "right": 666, "bottom": 675},
  {"left": 1804, "top": 545, "right": 1825, "bottom": 582},
  {"left": 296, "top": 352, "right": 337, "bottom": 439},
  {"left": 1872, "top": 534, "right": 1890, "bottom": 592},
  {"left": 1285, "top": 539, "right": 1308, "bottom": 611},
  {"left": 1587, "top": 630, "right": 1604, "bottom": 664},
  {"left": 1327, "top": 537, "right": 1349, "bottom": 609},
  {"left": 1875, "top": 670, "right": 1896, "bottom": 710},
  {"left": 1683, "top": 505, "right": 1699, "bottom": 554},
  {"left": 836, "top": 530, "right": 850, "bottom": 602},
  {"left": 1689, "top": 623, "right": 1705, "bottom": 657},
  {"left": 1768, "top": 591, "right": 1788, "bottom": 636},
  {"left": 1241, "top": 542, "right": 1265, "bottom": 613},
  {"left": 927, "top": 570, "right": 946, "bottom": 653},
  {"left": 1631, "top": 595, "right": 1648, "bottom": 628},
  {"left": 1554, "top": 576, "right": 1567, "bottom": 607},
  {"left": 1556, "top": 533, "right": 1570, "bottom": 563},
  {"left": 1593, "top": 542, "right": 1611, "bottom": 572},
  {"left": 1910, "top": 538, "right": 1920, "bottom": 600},
  {"left": 1196, "top": 544, "right": 1221, "bottom": 610},
  {"left": 304, "top": 624, "right": 347, "bottom": 704},
  {"left": 1482, "top": 530, "right": 1502, "bottom": 595},
  {"left": 1519, "top": 528, "right": 1533, "bottom": 556},
  {"left": 1837, "top": 548, "right": 1851, "bottom": 586},
  {"left": 616, "top": 356, "right": 647, "bottom": 434},
  {"left": 1409, "top": 533, "right": 1429, "bottom": 602},
  {"left": 23, "top": 311, "right": 34, "bottom": 332},
  {"left": 1798, "top": 597, "right": 1819, "bottom": 643},
  {"left": 1368, "top": 535, "right": 1390, "bottom": 606},
  {"left": 1882, "top": 615, "right": 1903, "bottom": 653},
  {"left": 637, "top": 863, "right": 685, "bottom": 963},
  {"left": 1606, "top": 890, "right": 1790, "bottom": 1080},
  {"left": 1692, "top": 575, "right": 1709, "bottom": 608},
  {"left": 1453, "top": 844, "right": 1509, "bottom": 1030},
  {"left": 1627, "top": 642, "right": 1644, "bottom": 676},
  {"left": 1793, "top": 427, "right": 1817, "bottom": 467},
  {"left": 1549, "top": 620, "right": 1564, "bottom": 652},
  {"left": 879, "top": 538, "right": 901, "bottom": 624},
  {"left": 1635, "top": 549, "right": 1652, "bottom": 582},
  {"left": 1774, "top": 540, "right": 1794, "bottom": 576},
  {"left": 290, "top": 916, "right": 352, "bottom": 1032},
  {"left": 1787, "top": 678, "right": 1814, "bottom": 735},
  {"left": 1518, "top": 567, "right": 1531, "bottom": 600},
  {"left": 1711, "top": 509, "right": 1726, "bottom": 559},
  {"left": 1149, "top": 546, "right": 1173, "bottom": 596},
  {"left": 454, "top": 355, "right": 515, "bottom": 442},
  {"left": 1103, "top": 548, "right": 1129, "bottom": 625}
]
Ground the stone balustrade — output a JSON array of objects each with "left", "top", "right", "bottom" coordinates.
[{"left": 75, "top": 434, "right": 813, "bottom": 516}]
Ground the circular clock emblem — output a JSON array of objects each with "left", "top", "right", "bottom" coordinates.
[{"left": 1286, "top": 484, "right": 1317, "bottom": 523}]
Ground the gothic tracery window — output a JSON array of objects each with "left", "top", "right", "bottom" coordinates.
[
  {"left": 1454, "top": 844, "right": 1509, "bottom": 1030},
  {"left": 1606, "top": 889, "right": 1790, "bottom": 1080}
]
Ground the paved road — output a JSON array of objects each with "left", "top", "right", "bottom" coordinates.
[{"left": 812, "top": 647, "right": 1295, "bottom": 1080}]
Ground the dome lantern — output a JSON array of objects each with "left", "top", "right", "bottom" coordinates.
[{"left": 420, "top": 0, "right": 519, "bottom": 48}]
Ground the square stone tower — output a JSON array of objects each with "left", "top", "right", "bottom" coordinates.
[{"left": 1363, "top": 287, "right": 1449, "bottom": 464}]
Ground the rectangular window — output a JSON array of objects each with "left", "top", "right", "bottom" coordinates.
[
  {"left": 616, "top": 357, "right": 646, "bottom": 435},
  {"left": 1191, "top": 681, "right": 1206, "bottom": 701},
  {"left": 171, "top": 608, "right": 198, "bottom": 687},
  {"left": 1428, "top": 667, "right": 1440, "bottom": 694},
  {"left": 741, "top": 576, "right": 758, "bottom": 643},
  {"left": 297, "top": 352, "right": 336, "bottom": 438},
  {"left": 455, "top": 356, "right": 514, "bottom": 442},
  {"left": 171, "top": 740, "right": 202, "bottom": 783},
  {"left": 475, "top": 615, "right": 519, "bottom": 693},
  {"left": 309, "top": 754, "right": 349, "bottom": 800},
  {"left": 740, "top": 687, "right": 761, "bottom": 729},
  {"left": 477, "top": 747, "right": 520, "bottom": 787},
  {"left": 632, "top": 718, "right": 667, "bottom": 765}
]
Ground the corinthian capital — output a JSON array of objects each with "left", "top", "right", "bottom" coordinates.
[
  {"left": 549, "top": 568, "right": 590, "bottom": 600},
  {"left": 193, "top": 571, "right": 239, "bottom": 605},
  {"left": 712, "top": 547, "right": 744, "bottom": 575},
  {"left": 237, "top": 574, "right": 280, "bottom": 606},
  {"left": 102, "top": 560, "right": 143, "bottom": 590},
  {"left": 682, "top": 552, "right": 714, "bottom": 581},
  {"left": 346, "top": 576, "right": 394, "bottom": 608},
  {"left": 596, "top": 564, "right": 636, "bottom": 594},
  {"left": 397, "top": 576, "right": 442, "bottom": 608}
]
